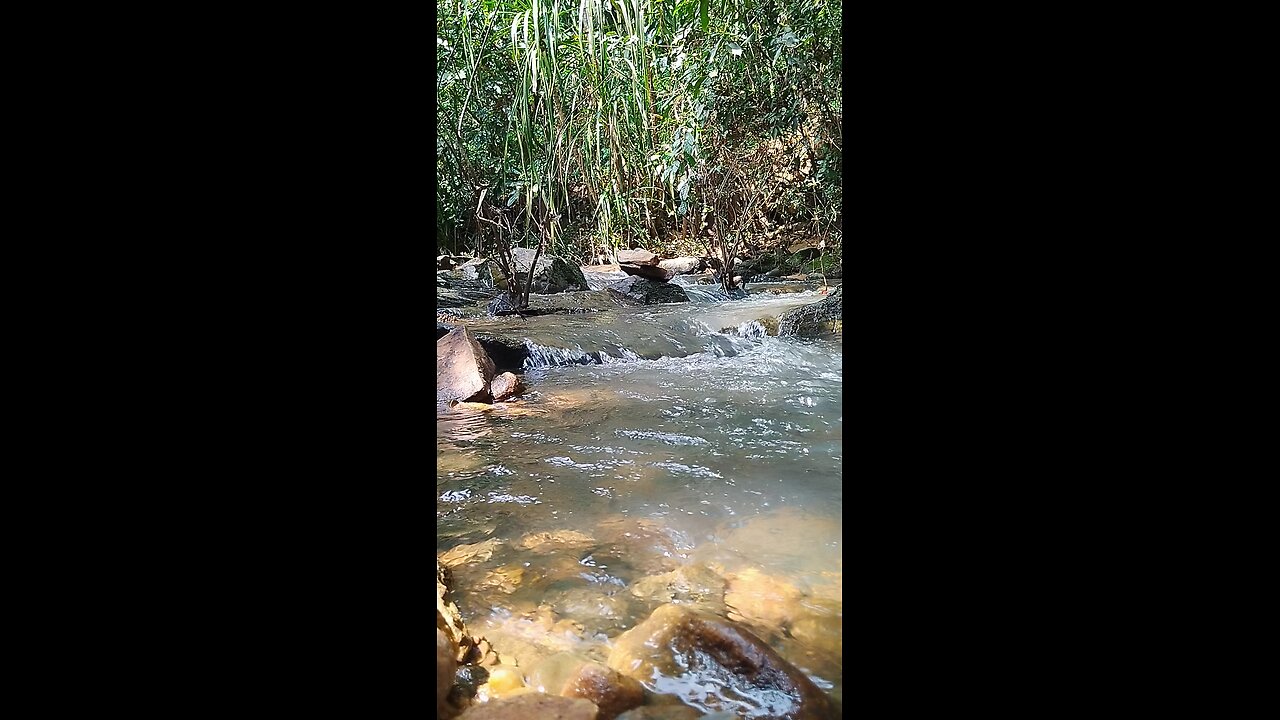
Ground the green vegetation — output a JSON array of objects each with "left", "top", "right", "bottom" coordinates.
[{"left": 436, "top": 0, "right": 842, "bottom": 292}]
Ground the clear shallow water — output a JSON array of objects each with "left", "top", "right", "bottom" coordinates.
[{"left": 437, "top": 286, "right": 843, "bottom": 710}]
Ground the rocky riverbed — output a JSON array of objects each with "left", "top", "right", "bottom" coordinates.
[{"left": 438, "top": 248, "right": 842, "bottom": 719}]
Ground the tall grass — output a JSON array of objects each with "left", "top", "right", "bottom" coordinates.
[{"left": 437, "top": 0, "right": 843, "bottom": 304}]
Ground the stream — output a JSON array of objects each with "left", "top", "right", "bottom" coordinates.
[{"left": 437, "top": 279, "right": 843, "bottom": 713}]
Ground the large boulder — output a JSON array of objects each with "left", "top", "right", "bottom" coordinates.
[
  {"left": 581, "top": 265, "right": 632, "bottom": 290},
  {"left": 606, "top": 604, "right": 834, "bottom": 720},
  {"left": 776, "top": 286, "right": 842, "bottom": 337},
  {"left": 439, "top": 259, "right": 504, "bottom": 305},
  {"left": 457, "top": 693, "right": 599, "bottom": 720},
  {"left": 438, "top": 327, "right": 497, "bottom": 402},
  {"left": 606, "top": 277, "right": 688, "bottom": 305},
  {"left": 657, "top": 257, "right": 705, "bottom": 275},
  {"left": 510, "top": 248, "right": 589, "bottom": 294}
]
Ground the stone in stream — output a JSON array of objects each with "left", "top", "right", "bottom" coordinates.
[
  {"left": 657, "top": 257, "right": 706, "bottom": 275},
  {"left": 438, "top": 561, "right": 471, "bottom": 657},
  {"left": 617, "top": 248, "right": 660, "bottom": 266},
  {"left": 618, "top": 263, "right": 675, "bottom": 282},
  {"left": 439, "top": 538, "right": 505, "bottom": 568},
  {"left": 490, "top": 372, "right": 525, "bottom": 402},
  {"left": 510, "top": 247, "right": 589, "bottom": 293},
  {"left": 518, "top": 529, "right": 596, "bottom": 553},
  {"left": 605, "top": 276, "right": 688, "bottom": 304},
  {"left": 606, "top": 604, "right": 834, "bottom": 720},
  {"left": 456, "top": 692, "right": 599, "bottom": 720},
  {"left": 775, "top": 286, "right": 842, "bottom": 337},
  {"left": 628, "top": 565, "right": 727, "bottom": 612},
  {"left": 481, "top": 665, "right": 526, "bottom": 698},
  {"left": 438, "top": 327, "right": 497, "bottom": 403},
  {"left": 529, "top": 653, "right": 645, "bottom": 720}
]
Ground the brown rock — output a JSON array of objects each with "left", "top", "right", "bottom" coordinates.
[
  {"left": 607, "top": 604, "right": 833, "bottom": 720},
  {"left": 438, "top": 327, "right": 497, "bottom": 403},
  {"left": 529, "top": 653, "right": 644, "bottom": 720},
  {"left": 723, "top": 567, "right": 804, "bottom": 628},
  {"left": 457, "top": 692, "right": 599, "bottom": 720},
  {"left": 564, "top": 662, "right": 645, "bottom": 720},
  {"left": 617, "top": 249, "right": 659, "bottom": 266},
  {"left": 438, "top": 562, "right": 470, "bottom": 655},
  {"left": 490, "top": 372, "right": 525, "bottom": 402},
  {"left": 518, "top": 529, "right": 595, "bottom": 553},
  {"left": 440, "top": 538, "right": 504, "bottom": 568},
  {"left": 618, "top": 263, "right": 674, "bottom": 281}
]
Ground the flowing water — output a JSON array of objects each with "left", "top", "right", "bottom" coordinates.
[{"left": 437, "top": 281, "right": 843, "bottom": 713}]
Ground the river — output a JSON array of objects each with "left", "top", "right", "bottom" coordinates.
[{"left": 437, "top": 280, "right": 843, "bottom": 713}]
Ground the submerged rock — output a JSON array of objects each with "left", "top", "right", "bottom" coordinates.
[
  {"left": 606, "top": 276, "right": 688, "bottom": 304},
  {"left": 440, "top": 538, "right": 505, "bottom": 569},
  {"left": 723, "top": 567, "right": 804, "bottom": 628},
  {"left": 511, "top": 248, "right": 589, "bottom": 294},
  {"left": 457, "top": 692, "right": 599, "bottom": 720},
  {"left": 438, "top": 327, "right": 497, "bottom": 403},
  {"left": 606, "top": 604, "right": 833, "bottom": 720},
  {"left": 629, "top": 565, "right": 727, "bottom": 611},
  {"left": 776, "top": 286, "right": 842, "bottom": 337},
  {"left": 614, "top": 707, "right": 702, "bottom": 720},
  {"left": 519, "top": 529, "right": 596, "bottom": 553}
]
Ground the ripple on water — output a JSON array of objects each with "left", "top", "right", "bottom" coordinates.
[{"left": 615, "top": 429, "right": 710, "bottom": 446}]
